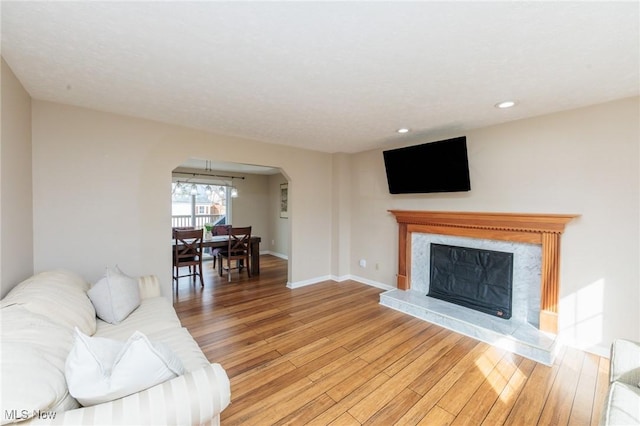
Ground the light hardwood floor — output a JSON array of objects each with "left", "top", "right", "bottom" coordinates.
[{"left": 173, "top": 255, "right": 610, "bottom": 426}]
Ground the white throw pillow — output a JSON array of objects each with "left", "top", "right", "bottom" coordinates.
[
  {"left": 65, "top": 328, "right": 185, "bottom": 406},
  {"left": 89, "top": 266, "right": 141, "bottom": 324}
]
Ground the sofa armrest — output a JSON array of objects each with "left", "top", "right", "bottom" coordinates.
[
  {"left": 137, "top": 275, "right": 162, "bottom": 299},
  {"left": 610, "top": 339, "right": 640, "bottom": 386},
  {"left": 24, "top": 364, "right": 230, "bottom": 425}
]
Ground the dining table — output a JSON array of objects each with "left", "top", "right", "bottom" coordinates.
[{"left": 174, "top": 235, "right": 262, "bottom": 274}]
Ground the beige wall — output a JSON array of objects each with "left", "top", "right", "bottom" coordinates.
[
  {"left": 31, "top": 100, "right": 332, "bottom": 293},
  {"left": 229, "top": 172, "right": 270, "bottom": 241},
  {"left": 1, "top": 59, "right": 33, "bottom": 297},
  {"left": 331, "top": 153, "right": 351, "bottom": 278},
  {"left": 349, "top": 97, "right": 640, "bottom": 354},
  {"left": 268, "top": 173, "right": 290, "bottom": 258}
]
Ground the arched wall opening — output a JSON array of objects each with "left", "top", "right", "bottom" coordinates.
[{"left": 170, "top": 157, "right": 292, "bottom": 294}]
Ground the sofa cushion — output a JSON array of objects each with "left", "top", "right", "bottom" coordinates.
[
  {"left": 95, "top": 296, "right": 182, "bottom": 338},
  {"left": 65, "top": 328, "right": 185, "bottom": 406},
  {"left": 137, "top": 274, "right": 162, "bottom": 299},
  {"left": 601, "top": 381, "right": 640, "bottom": 425},
  {"left": 610, "top": 339, "right": 640, "bottom": 386},
  {"left": 1, "top": 306, "right": 80, "bottom": 424},
  {"left": 1, "top": 270, "right": 96, "bottom": 335},
  {"left": 145, "top": 326, "right": 211, "bottom": 372},
  {"left": 95, "top": 295, "right": 210, "bottom": 373},
  {"left": 88, "top": 266, "right": 141, "bottom": 324}
]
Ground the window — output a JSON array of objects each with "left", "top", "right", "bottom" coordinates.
[{"left": 171, "top": 183, "right": 227, "bottom": 228}]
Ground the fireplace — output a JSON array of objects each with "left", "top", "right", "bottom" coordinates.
[
  {"left": 387, "top": 210, "right": 578, "bottom": 334},
  {"left": 380, "top": 210, "right": 578, "bottom": 365},
  {"left": 429, "top": 243, "right": 513, "bottom": 319}
]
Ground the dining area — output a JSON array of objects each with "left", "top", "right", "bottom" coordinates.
[
  {"left": 172, "top": 225, "right": 262, "bottom": 288},
  {"left": 170, "top": 160, "right": 289, "bottom": 292}
]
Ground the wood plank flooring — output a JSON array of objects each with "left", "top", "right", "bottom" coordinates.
[{"left": 173, "top": 255, "right": 610, "bottom": 426}]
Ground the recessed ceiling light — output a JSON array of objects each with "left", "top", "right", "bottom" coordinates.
[
  {"left": 397, "top": 128, "right": 410, "bottom": 134},
  {"left": 495, "top": 100, "right": 516, "bottom": 109}
]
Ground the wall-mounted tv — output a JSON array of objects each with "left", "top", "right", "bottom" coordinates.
[{"left": 383, "top": 136, "right": 470, "bottom": 194}]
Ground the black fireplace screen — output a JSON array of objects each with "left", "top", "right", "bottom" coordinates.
[{"left": 429, "top": 243, "right": 513, "bottom": 319}]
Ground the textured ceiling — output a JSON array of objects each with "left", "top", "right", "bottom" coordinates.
[{"left": 1, "top": 1, "right": 638, "bottom": 153}]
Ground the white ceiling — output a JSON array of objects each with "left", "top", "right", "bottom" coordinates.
[{"left": 2, "top": 1, "right": 638, "bottom": 154}]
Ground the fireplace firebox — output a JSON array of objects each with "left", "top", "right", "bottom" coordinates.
[{"left": 429, "top": 243, "right": 514, "bottom": 319}]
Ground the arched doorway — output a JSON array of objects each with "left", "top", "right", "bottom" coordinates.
[{"left": 170, "top": 158, "right": 291, "bottom": 295}]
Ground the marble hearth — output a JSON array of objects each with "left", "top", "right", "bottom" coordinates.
[
  {"left": 380, "top": 288, "right": 558, "bottom": 364},
  {"left": 381, "top": 210, "right": 578, "bottom": 366}
]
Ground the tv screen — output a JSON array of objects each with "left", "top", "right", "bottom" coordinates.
[{"left": 383, "top": 136, "right": 470, "bottom": 194}]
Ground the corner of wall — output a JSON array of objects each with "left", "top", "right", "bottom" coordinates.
[
  {"left": 1, "top": 58, "right": 34, "bottom": 297},
  {"left": 331, "top": 153, "right": 352, "bottom": 278}
]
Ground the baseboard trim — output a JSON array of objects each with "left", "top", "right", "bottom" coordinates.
[
  {"left": 261, "top": 250, "right": 288, "bottom": 260},
  {"left": 343, "top": 275, "right": 396, "bottom": 291},
  {"left": 286, "top": 275, "right": 333, "bottom": 289},
  {"left": 286, "top": 274, "right": 395, "bottom": 291}
]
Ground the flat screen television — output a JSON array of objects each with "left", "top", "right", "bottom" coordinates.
[{"left": 383, "top": 136, "right": 470, "bottom": 194}]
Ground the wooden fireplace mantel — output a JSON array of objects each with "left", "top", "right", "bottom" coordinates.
[{"left": 389, "top": 210, "right": 579, "bottom": 334}]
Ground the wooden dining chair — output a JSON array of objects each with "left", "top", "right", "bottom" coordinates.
[
  {"left": 173, "top": 228, "right": 204, "bottom": 287},
  {"left": 218, "top": 226, "right": 252, "bottom": 282},
  {"left": 172, "top": 226, "right": 195, "bottom": 238},
  {"left": 211, "top": 224, "right": 231, "bottom": 269}
]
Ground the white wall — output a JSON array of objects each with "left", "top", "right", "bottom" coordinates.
[
  {"left": 348, "top": 97, "right": 640, "bottom": 354},
  {"left": 1, "top": 59, "right": 33, "bottom": 297},
  {"left": 31, "top": 100, "right": 332, "bottom": 293}
]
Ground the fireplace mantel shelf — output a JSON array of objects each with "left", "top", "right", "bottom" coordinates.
[
  {"left": 389, "top": 210, "right": 579, "bottom": 334},
  {"left": 388, "top": 210, "right": 578, "bottom": 234}
]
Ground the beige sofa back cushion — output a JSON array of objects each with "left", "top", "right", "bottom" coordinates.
[
  {"left": 1, "top": 306, "right": 80, "bottom": 424},
  {"left": 1, "top": 270, "right": 96, "bottom": 335}
]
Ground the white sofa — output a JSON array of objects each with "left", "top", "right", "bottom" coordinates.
[
  {"left": 1, "top": 270, "right": 230, "bottom": 425},
  {"left": 600, "top": 339, "right": 640, "bottom": 425}
]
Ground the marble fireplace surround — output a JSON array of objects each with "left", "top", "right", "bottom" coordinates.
[{"left": 380, "top": 210, "right": 578, "bottom": 364}]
